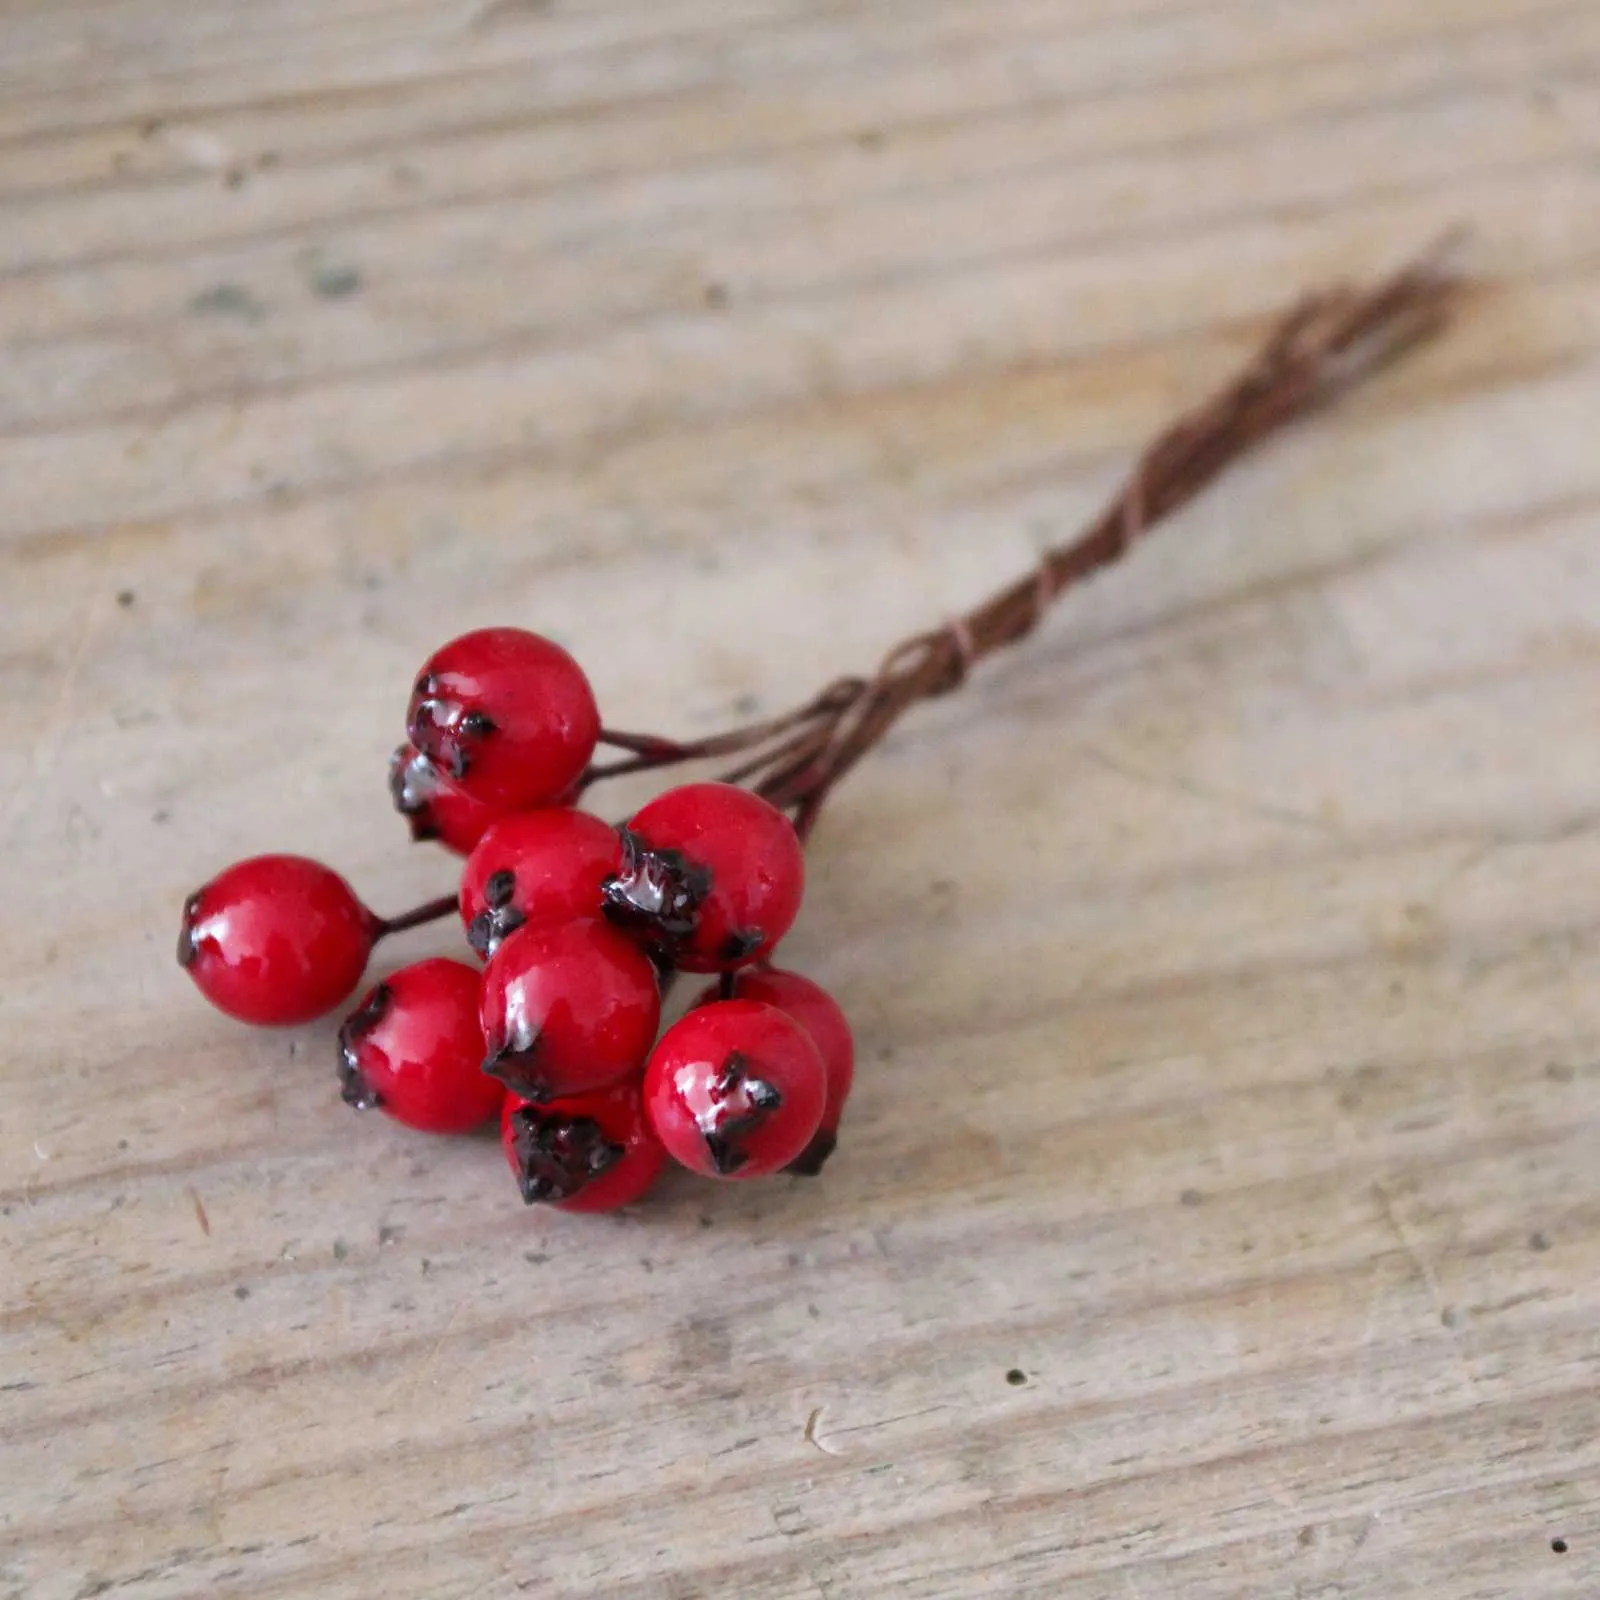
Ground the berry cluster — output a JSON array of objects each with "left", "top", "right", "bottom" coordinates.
[
  {"left": 176, "top": 266, "right": 1438, "bottom": 1214},
  {"left": 178, "top": 628, "right": 853, "bottom": 1213}
]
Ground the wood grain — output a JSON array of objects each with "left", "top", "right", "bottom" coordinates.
[{"left": 2, "top": 2, "right": 1598, "bottom": 1596}]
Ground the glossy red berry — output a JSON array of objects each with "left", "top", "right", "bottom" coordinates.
[
  {"left": 389, "top": 742, "right": 506, "bottom": 855},
  {"left": 178, "top": 854, "right": 376, "bottom": 1026},
  {"left": 407, "top": 628, "right": 600, "bottom": 810},
  {"left": 337, "top": 959, "right": 504, "bottom": 1133},
  {"left": 643, "top": 999, "right": 825, "bottom": 1178},
  {"left": 604, "top": 782, "right": 804, "bottom": 973},
  {"left": 479, "top": 916, "right": 661, "bottom": 1102},
  {"left": 699, "top": 967, "right": 854, "bottom": 1174},
  {"left": 500, "top": 1083, "right": 666, "bottom": 1212},
  {"left": 460, "top": 809, "right": 623, "bottom": 960}
]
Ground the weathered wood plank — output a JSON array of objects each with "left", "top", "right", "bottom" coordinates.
[{"left": 2, "top": 2, "right": 1597, "bottom": 1596}]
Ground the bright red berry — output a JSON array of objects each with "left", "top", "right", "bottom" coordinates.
[
  {"left": 460, "top": 809, "right": 623, "bottom": 960},
  {"left": 552, "top": 774, "right": 586, "bottom": 806},
  {"left": 604, "top": 783, "right": 804, "bottom": 973},
  {"left": 389, "top": 742, "right": 506, "bottom": 855},
  {"left": 337, "top": 958, "right": 504, "bottom": 1133},
  {"left": 479, "top": 916, "right": 661, "bottom": 1102},
  {"left": 500, "top": 1083, "right": 666, "bottom": 1212},
  {"left": 643, "top": 999, "right": 825, "bottom": 1177},
  {"left": 699, "top": 967, "right": 854, "bottom": 1174},
  {"left": 407, "top": 628, "right": 600, "bottom": 810},
  {"left": 178, "top": 854, "right": 376, "bottom": 1026}
]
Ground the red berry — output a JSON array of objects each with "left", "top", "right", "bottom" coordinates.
[
  {"left": 460, "top": 809, "right": 623, "bottom": 960},
  {"left": 643, "top": 999, "right": 825, "bottom": 1178},
  {"left": 178, "top": 854, "right": 375, "bottom": 1026},
  {"left": 479, "top": 916, "right": 661, "bottom": 1102},
  {"left": 500, "top": 1083, "right": 666, "bottom": 1212},
  {"left": 337, "top": 959, "right": 504, "bottom": 1133},
  {"left": 699, "top": 968, "right": 854, "bottom": 1175},
  {"left": 389, "top": 742, "right": 505, "bottom": 856},
  {"left": 551, "top": 775, "right": 586, "bottom": 806},
  {"left": 407, "top": 628, "right": 600, "bottom": 810},
  {"left": 604, "top": 782, "right": 804, "bottom": 973}
]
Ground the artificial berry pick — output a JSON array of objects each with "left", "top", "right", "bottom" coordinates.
[{"left": 177, "top": 250, "right": 1458, "bottom": 1209}]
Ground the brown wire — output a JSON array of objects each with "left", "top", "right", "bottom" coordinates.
[{"left": 579, "top": 244, "right": 1463, "bottom": 839}]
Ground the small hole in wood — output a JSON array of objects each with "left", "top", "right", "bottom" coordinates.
[
  {"left": 1005, "top": 1368, "right": 1026, "bottom": 1387},
  {"left": 1551, "top": 1538, "right": 1568, "bottom": 1555}
]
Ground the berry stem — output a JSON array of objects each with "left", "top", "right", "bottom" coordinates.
[
  {"left": 373, "top": 893, "right": 460, "bottom": 941},
  {"left": 594, "top": 727, "right": 686, "bottom": 759},
  {"left": 585, "top": 689, "right": 859, "bottom": 783},
  {"left": 578, "top": 245, "right": 1463, "bottom": 838}
]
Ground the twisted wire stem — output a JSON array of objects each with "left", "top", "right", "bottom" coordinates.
[{"left": 587, "top": 245, "right": 1462, "bottom": 838}]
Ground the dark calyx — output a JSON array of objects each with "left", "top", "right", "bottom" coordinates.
[
  {"left": 601, "top": 828, "right": 711, "bottom": 950},
  {"left": 508, "top": 1108, "right": 623, "bottom": 1204},
  {"left": 175, "top": 892, "right": 203, "bottom": 968},
  {"left": 466, "top": 868, "right": 526, "bottom": 958},
  {"left": 388, "top": 745, "right": 441, "bottom": 842},
  {"left": 410, "top": 687, "right": 495, "bottom": 780},
  {"left": 482, "top": 1014, "right": 549, "bottom": 1100},
  {"left": 784, "top": 1125, "right": 838, "bottom": 1178},
  {"left": 337, "top": 983, "right": 392, "bottom": 1110},
  {"left": 699, "top": 1050, "right": 782, "bottom": 1176},
  {"left": 719, "top": 928, "right": 764, "bottom": 962}
]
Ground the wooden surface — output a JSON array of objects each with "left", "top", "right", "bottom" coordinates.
[{"left": 3, "top": 2, "right": 1599, "bottom": 1596}]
